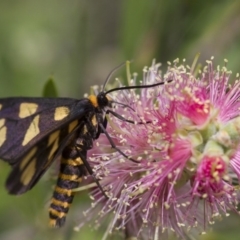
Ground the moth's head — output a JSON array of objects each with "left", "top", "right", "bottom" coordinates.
[
  {"left": 88, "top": 92, "right": 112, "bottom": 109},
  {"left": 97, "top": 92, "right": 112, "bottom": 108}
]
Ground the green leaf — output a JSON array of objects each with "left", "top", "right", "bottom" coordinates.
[{"left": 42, "top": 77, "right": 58, "bottom": 97}]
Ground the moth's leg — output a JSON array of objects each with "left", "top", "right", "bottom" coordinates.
[{"left": 99, "top": 122, "right": 138, "bottom": 163}]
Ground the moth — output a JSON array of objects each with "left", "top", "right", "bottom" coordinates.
[{"left": 0, "top": 65, "right": 167, "bottom": 227}]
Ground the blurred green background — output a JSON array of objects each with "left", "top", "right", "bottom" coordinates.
[{"left": 0, "top": 1, "right": 240, "bottom": 239}]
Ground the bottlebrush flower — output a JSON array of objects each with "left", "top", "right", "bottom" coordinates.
[{"left": 75, "top": 58, "right": 240, "bottom": 239}]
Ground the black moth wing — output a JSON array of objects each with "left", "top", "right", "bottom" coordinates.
[
  {"left": 0, "top": 97, "right": 95, "bottom": 194},
  {"left": 6, "top": 122, "right": 85, "bottom": 195},
  {"left": 0, "top": 97, "right": 92, "bottom": 162}
]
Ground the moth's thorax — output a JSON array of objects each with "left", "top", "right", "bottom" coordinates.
[{"left": 88, "top": 95, "right": 98, "bottom": 108}]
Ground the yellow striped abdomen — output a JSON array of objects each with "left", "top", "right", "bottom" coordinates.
[{"left": 49, "top": 154, "right": 86, "bottom": 228}]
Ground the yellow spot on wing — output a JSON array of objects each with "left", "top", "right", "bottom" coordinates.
[
  {"left": 54, "top": 107, "right": 70, "bottom": 121},
  {"left": 19, "top": 103, "right": 38, "bottom": 118},
  {"left": 20, "top": 157, "right": 36, "bottom": 186},
  {"left": 0, "top": 119, "right": 7, "bottom": 147},
  {"left": 48, "top": 130, "right": 60, "bottom": 160},
  {"left": 43, "top": 130, "right": 60, "bottom": 169},
  {"left": 68, "top": 120, "right": 78, "bottom": 133},
  {"left": 22, "top": 115, "right": 40, "bottom": 146},
  {"left": 48, "top": 130, "right": 60, "bottom": 147},
  {"left": 0, "top": 127, "right": 6, "bottom": 147},
  {"left": 20, "top": 147, "right": 38, "bottom": 170},
  {"left": 88, "top": 95, "right": 98, "bottom": 107},
  {"left": 0, "top": 104, "right": 2, "bottom": 110},
  {"left": 0, "top": 119, "right": 5, "bottom": 128}
]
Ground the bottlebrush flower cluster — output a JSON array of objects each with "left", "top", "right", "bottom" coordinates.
[{"left": 76, "top": 58, "right": 240, "bottom": 239}]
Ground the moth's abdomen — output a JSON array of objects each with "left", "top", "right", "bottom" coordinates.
[
  {"left": 49, "top": 113, "right": 98, "bottom": 227},
  {"left": 49, "top": 152, "right": 86, "bottom": 227}
]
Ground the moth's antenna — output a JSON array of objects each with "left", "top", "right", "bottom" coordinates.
[
  {"left": 105, "top": 80, "right": 172, "bottom": 95},
  {"left": 102, "top": 62, "right": 126, "bottom": 92}
]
